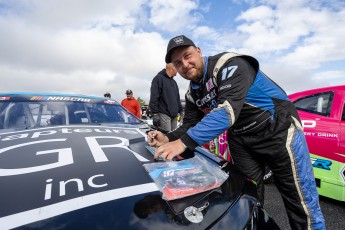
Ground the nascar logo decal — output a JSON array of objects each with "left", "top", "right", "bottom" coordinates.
[
  {"left": 47, "top": 96, "right": 91, "bottom": 102},
  {"left": 29, "top": 96, "right": 91, "bottom": 102}
]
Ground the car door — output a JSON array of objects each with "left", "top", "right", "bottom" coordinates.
[{"left": 293, "top": 91, "right": 339, "bottom": 160}]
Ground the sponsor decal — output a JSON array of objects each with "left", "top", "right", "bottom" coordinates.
[
  {"left": 196, "top": 89, "right": 217, "bottom": 107},
  {"left": 301, "top": 120, "right": 316, "bottom": 128},
  {"left": 47, "top": 96, "right": 91, "bottom": 102},
  {"left": 173, "top": 36, "right": 184, "bottom": 44},
  {"left": 0, "top": 127, "right": 142, "bottom": 142},
  {"left": 104, "top": 99, "right": 116, "bottom": 104},
  {"left": 263, "top": 170, "right": 273, "bottom": 180},
  {"left": 0, "top": 126, "right": 155, "bottom": 229},
  {"left": 219, "top": 84, "right": 232, "bottom": 91},
  {"left": 206, "top": 79, "right": 214, "bottom": 91},
  {"left": 304, "top": 132, "right": 338, "bottom": 138},
  {"left": 302, "top": 120, "right": 337, "bottom": 138},
  {"left": 0, "top": 96, "right": 10, "bottom": 101},
  {"left": 30, "top": 96, "right": 44, "bottom": 100},
  {"left": 311, "top": 157, "right": 332, "bottom": 170},
  {"left": 201, "top": 108, "right": 212, "bottom": 114},
  {"left": 210, "top": 100, "right": 217, "bottom": 109},
  {"left": 221, "top": 65, "right": 238, "bottom": 81},
  {"left": 233, "top": 121, "right": 257, "bottom": 134},
  {"left": 200, "top": 101, "right": 217, "bottom": 114},
  {"left": 1, "top": 183, "right": 158, "bottom": 229}
]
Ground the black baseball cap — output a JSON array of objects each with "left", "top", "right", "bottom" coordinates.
[
  {"left": 126, "top": 89, "right": 133, "bottom": 94},
  {"left": 165, "top": 35, "right": 196, "bottom": 63}
]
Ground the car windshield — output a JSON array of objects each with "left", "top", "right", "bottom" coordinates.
[{"left": 0, "top": 99, "right": 141, "bottom": 130}]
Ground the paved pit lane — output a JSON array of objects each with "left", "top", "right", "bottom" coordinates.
[{"left": 264, "top": 183, "right": 345, "bottom": 230}]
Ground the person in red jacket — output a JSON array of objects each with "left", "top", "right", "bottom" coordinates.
[{"left": 121, "top": 89, "right": 141, "bottom": 118}]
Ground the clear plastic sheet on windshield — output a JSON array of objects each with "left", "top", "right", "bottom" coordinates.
[{"left": 143, "top": 155, "right": 229, "bottom": 200}]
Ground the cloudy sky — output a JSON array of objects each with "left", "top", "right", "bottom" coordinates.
[{"left": 0, "top": 0, "right": 344, "bottom": 103}]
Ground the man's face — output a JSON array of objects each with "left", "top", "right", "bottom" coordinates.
[
  {"left": 126, "top": 93, "right": 133, "bottom": 99},
  {"left": 170, "top": 46, "right": 204, "bottom": 82}
]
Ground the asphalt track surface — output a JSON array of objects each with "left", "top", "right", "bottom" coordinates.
[{"left": 264, "top": 183, "right": 345, "bottom": 230}]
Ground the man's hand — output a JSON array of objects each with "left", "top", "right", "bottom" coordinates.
[
  {"left": 154, "top": 139, "right": 186, "bottom": 161},
  {"left": 152, "top": 114, "right": 160, "bottom": 126},
  {"left": 147, "top": 130, "right": 168, "bottom": 147}
]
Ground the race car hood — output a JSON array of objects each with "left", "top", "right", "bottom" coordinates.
[{"left": 0, "top": 125, "right": 248, "bottom": 229}]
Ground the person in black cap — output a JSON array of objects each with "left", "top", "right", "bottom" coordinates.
[
  {"left": 149, "top": 63, "right": 182, "bottom": 132},
  {"left": 147, "top": 35, "right": 325, "bottom": 230},
  {"left": 121, "top": 89, "right": 141, "bottom": 118}
]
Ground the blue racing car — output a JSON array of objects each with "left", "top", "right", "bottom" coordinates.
[{"left": 0, "top": 92, "right": 279, "bottom": 229}]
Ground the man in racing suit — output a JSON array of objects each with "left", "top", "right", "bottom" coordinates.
[{"left": 147, "top": 35, "right": 325, "bottom": 230}]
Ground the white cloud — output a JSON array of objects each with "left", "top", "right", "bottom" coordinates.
[
  {"left": 0, "top": 0, "right": 207, "bottom": 103},
  {"left": 280, "top": 8, "right": 345, "bottom": 68},
  {"left": 148, "top": 0, "right": 200, "bottom": 32},
  {"left": 260, "top": 62, "right": 328, "bottom": 95},
  {"left": 16, "top": 0, "right": 145, "bottom": 29},
  {"left": 0, "top": 0, "right": 344, "bottom": 106},
  {"left": 0, "top": 0, "right": 171, "bottom": 103},
  {"left": 234, "top": 1, "right": 345, "bottom": 62},
  {"left": 313, "top": 70, "right": 345, "bottom": 81}
]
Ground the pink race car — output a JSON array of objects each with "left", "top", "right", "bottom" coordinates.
[{"left": 289, "top": 85, "right": 345, "bottom": 201}]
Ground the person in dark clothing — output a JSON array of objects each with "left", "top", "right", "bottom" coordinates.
[
  {"left": 149, "top": 63, "right": 182, "bottom": 131},
  {"left": 147, "top": 35, "right": 325, "bottom": 230},
  {"left": 104, "top": 92, "right": 111, "bottom": 98}
]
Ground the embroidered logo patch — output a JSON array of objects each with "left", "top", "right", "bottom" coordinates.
[{"left": 173, "top": 36, "right": 184, "bottom": 44}]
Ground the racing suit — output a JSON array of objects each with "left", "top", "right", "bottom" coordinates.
[{"left": 166, "top": 52, "right": 325, "bottom": 230}]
